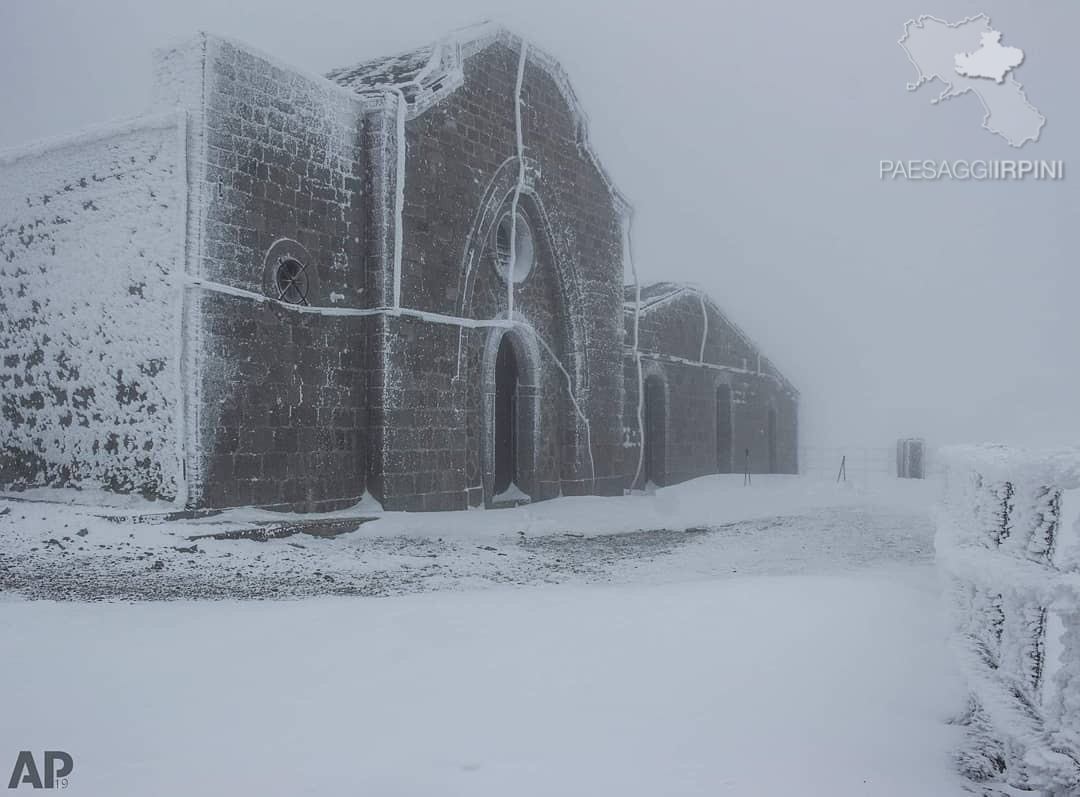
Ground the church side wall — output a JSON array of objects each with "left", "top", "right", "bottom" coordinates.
[
  {"left": 0, "top": 114, "right": 187, "bottom": 501},
  {"left": 622, "top": 293, "right": 799, "bottom": 487}
]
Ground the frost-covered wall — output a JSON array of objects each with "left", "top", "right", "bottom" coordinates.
[
  {"left": 622, "top": 286, "right": 798, "bottom": 487},
  {"left": 938, "top": 445, "right": 1080, "bottom": 794},
  {"left": 0, "top": 113, "right": 186, "bottom": 500},
  {"left": 153, "top": 34, "right": 374, "bottom": 511},
  {"left": 343, "top": 36, "right": 628, "bottom": 510}
]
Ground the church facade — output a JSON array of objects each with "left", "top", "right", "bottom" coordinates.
[{"left": 0, "top": 24, "right": 798, "bottom": 512}]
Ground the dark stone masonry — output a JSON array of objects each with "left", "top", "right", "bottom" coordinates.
[{"left": 0, "top": 24, "right": 798, "bottom": 512}]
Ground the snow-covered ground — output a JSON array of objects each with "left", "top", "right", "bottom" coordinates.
[
  {"left": 0, "top": 476, "right": 968, "bottom": 795},
  {"left": 0, "top": 475, "right": 934, "bottom": 599}
]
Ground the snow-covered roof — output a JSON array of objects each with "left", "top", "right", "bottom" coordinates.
[
  {"left": 327, "top": 44, "right": 437, "bottom": 93},
  {"left": 625, "top": 281, "right": 798, "bottom": 396},
  {"left": 325, "top": 22, "right": 630, "bottom": 214},
  {"left": 622, "top": 282, "right": 685, "bottom": 310}
]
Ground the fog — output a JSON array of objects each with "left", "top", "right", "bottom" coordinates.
[{"left": 2, "top": 0, "right": 1076, "bottom": 451}]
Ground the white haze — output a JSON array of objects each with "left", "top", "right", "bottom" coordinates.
[{"left": 1, "top": 0, "right": 1076, "bottom": 451}]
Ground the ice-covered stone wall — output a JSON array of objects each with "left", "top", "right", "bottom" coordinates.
[
  {"left": 364, "top": 37, "right": 628, "bottom": 510},
  {"left": 938, "top": 445, "right": 1080, "bottom": 794},
  {"left": 622, "top": 285, "right": 799, "bottom": 487},
  {"left": 153, "top": 34, "right": 375, "bottom": 511},
  {"left": 0, "top": 113, "right": 187, "bottom": 500}
]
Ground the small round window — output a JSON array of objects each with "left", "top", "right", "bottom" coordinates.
[
  {"left": 275, "top": 257, "right": 309, "bottom": 305},
  {"left": 494, "top": 210, "right": 535, "bottom": 283}
]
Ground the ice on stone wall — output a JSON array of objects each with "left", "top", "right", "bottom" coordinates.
[{"left": 0, "top": 112, "right": 186, "bottom": 500}]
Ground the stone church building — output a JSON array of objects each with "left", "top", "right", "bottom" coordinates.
[{"left": 0, "top": 24, "right": 798, "bottom": 512}]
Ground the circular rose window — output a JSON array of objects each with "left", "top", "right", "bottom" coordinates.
[{"left": 493, "top": 210, "right": 535, "bottom": 284}]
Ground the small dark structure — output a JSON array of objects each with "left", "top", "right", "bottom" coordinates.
[{"left": 897, "top": 438, "right": 926, "bottom": 479}]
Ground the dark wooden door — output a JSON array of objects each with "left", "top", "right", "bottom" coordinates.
[
  {"left": 767, "top": 407, "right": 777, "bottom": 474},
  {"left": 642, "top": 376, "right": 665, "bottom": 486},
  {"left": 716, "top": 385, "right": 733, "bottom": 473},
  {"left": 494, "top": 337, "right": 518, "bottom": 495}
]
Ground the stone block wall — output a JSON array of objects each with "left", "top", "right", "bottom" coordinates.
[
  {"left": 154, "top": 34, "right": 380, "bottom": 510},
  {"left": 2, "top": 29, "right": 799, "bottom": 513},
  {"left": 0, "top": 113, "right": 187, "bottom": 501},
  {"left": 156, "top": 34, "right": 370, "bottom": 298},
  {"left": 195, "top": 291, "right": 370, "bottom": 511},
  {"left": 623, "top": 289, "right": 799, "bottom": 487},
  {"left": 372, "top": 314, "right": 469, "bottom": 511},
  {"left": 375, "top": 39, "right": 627, "bottom": 510}
]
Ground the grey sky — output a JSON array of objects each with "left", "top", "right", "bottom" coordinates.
[{"left": 1, "top": 0, "right": 1076, "bottom": 450}]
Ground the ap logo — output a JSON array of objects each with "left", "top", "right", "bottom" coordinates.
[{"left": 7, "top": 752, "right": 73, "bottom": 790}]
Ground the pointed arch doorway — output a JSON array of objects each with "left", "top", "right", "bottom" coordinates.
[
  {"left": 767, "top": 407, "right": 778, "bottom": 474},
  {"left": 641, "top": 374, "right": 666, "bottom": 487},
  {"left": 716, "top": 384, "right": 733, "bottom": 474},
  {"left": 482, "top": 327, "right": 539, "bottom": 507},
  {"left": 494, "top": 334, "right": 518, "bottom": 496}
]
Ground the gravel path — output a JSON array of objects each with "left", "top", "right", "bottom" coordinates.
[{"left": 0, "top": 501, "right": 934, "bottom": 601}]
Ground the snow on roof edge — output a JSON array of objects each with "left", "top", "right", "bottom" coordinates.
[
  {"left": 0, "top": 109, "right": 186, "bottom": 169},
  {"left": 200, "top": 32, "right": 389, "bottom": 113},
  {"left": 494, "top": 27, "right": 632, "bottom": 215},
  {"left": 625, "top": 281, "right": 799, "bottom": 396},
  {"left": 326, "top": 21, "right": 632, "bottom": 215}
]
